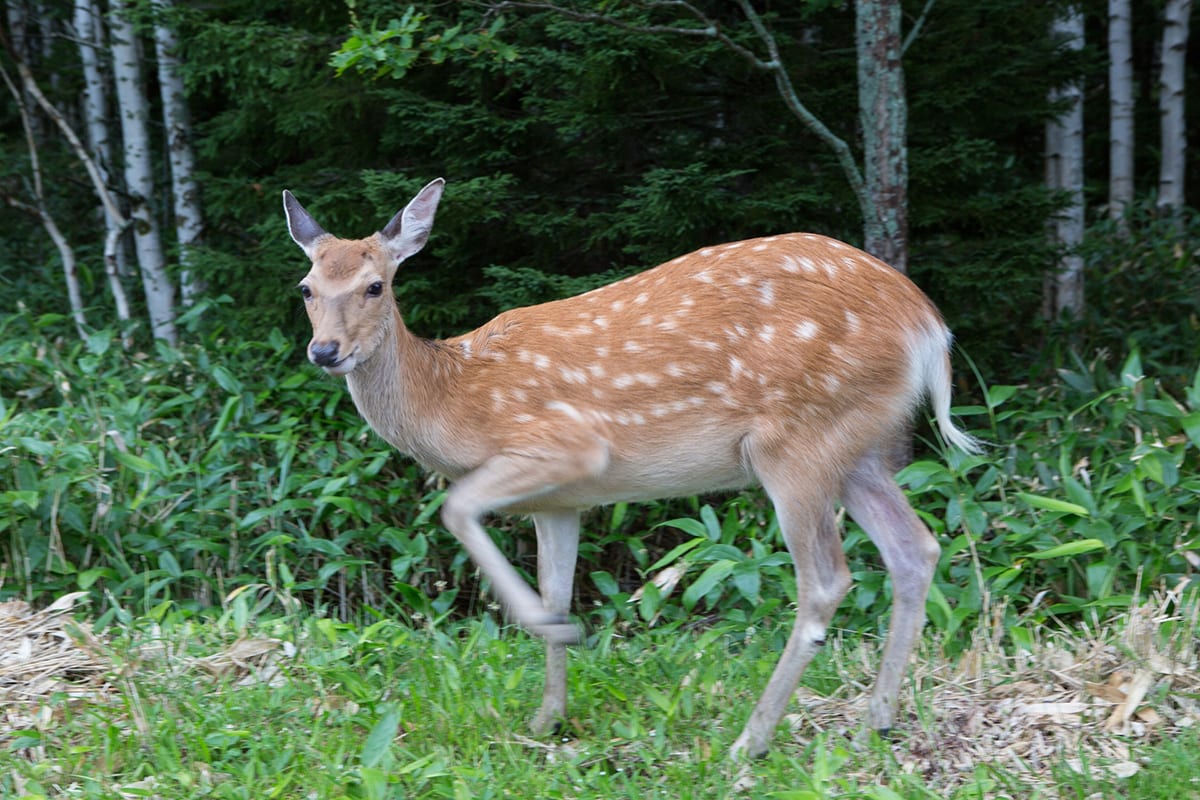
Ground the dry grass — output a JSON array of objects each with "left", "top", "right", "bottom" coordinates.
[{"left": 782, "top": 581, "right": 1199, "bottom": 792}]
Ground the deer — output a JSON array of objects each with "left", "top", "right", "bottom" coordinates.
[{"left": 283, "top": 178, "right": 980, "bottom": 759}]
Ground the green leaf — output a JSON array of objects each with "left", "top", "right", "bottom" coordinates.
[
  {"left": 681, "top": 559, "right": 734, "bottom": 610},
  {"left": 655, "top": 517, "right": 710, "bottom": 539},
  {"left": 18, "top": 437, "right": 55, "bottom": 457},
  {"left": 1017, "top": 492, "right": 1090, "bottom": 517},
  {"left": 645, "top": 536, "right": 707, "bottom": 572},
  {"left": 113, "top": 449, "right": 160, "bottom": 476},
  {"left": 360, "top": 703, "right": 401, "bottom": 768},
  {"left": 986, "top": 384, "right": 1019, "bottom": 407},
  {"left": 158, "top": 552, "right": 182, "bottom": 579},
  {"left": 591, "top": 570, "right": 619, "bottom": 597},
  {"left": 1025, "top": 539, "right": 1107, "bottom": 560}
]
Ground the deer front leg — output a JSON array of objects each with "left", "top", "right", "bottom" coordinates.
[
  {"left": 530, "top": 509, "right": 581, "bottom": 735},
  {"left": 440, "top": 440, "right": 606, "bottom": 644}
]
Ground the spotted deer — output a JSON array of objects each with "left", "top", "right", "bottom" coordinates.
[{"left": 283, "top": 178, "right": 979, "bottom": 758}]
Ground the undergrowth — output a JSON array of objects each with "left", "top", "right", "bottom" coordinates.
[{"left": 3, "top": 307, "right": 1198, "bottom": 649}]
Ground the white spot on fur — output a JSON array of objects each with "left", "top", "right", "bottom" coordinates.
[
  {"left": 699, "top": 248, "right": 715, "bottom": 257},
  {"left": 844, "top": 310, "right": 861, "bottom": 334},
  {"left": 512, "top": 388, "right": 529, "bottom": 402},
  {"left": 560, "top": 367, "right": 589, "bottom": 384},
  {"left": 696, "top": 339, "right": 720, "bottom": 351},
  {"left": 752, "top": 243, "right": 770, "bottom": 252},
  {"left": 623, "top": 341, "right": 644, "bottom": 353},
  {"left": 680, "top": 295, "right": 695, "bottom": 307},
  {"left": 706, "top": 381, "right": 728, "bottom": 395},
  {"left": 759, "top": 325, "right": 776, "bottom": 344},
  {"left": 546, "top": 400, "right": 585, "bottom": 422},
  {"left": 514, "top": 413, "right": 535, "bottom": 423},
  {"left": 595, "top": 346, "right": 610, "bottom": 358},
  {"left": 611, "top": 300, "right": 625, "bottom": 312},
  {"left": 725, "top": 241, "right": 744, "bottom": 250},
  {"left": 794, "top": 320, "right": 819, "bottom": 340},
  {"left": 694, "top": 270, "right": 715, "bottom": 283},
  {"left": 593, "top": 316, "right": 609, "bottom": 329},
  {"left": 490, "top": 388, "right": 505, "bottom": 410},
  {"left": 634, "top": 292, "right": 649, "bottom": 305},
  {"left": 757, "top": 281, "right": 775, "bottom": 306},
  {"left": 665, "top": 362, "right": 685, "bottom": 378},
  {"left": 657, "top": 319, "right": 679, "bottom": 332},
  {"left": 614, "top": 375, "right": 635, "bottom": 389},
  {"left": 588, "top": 363, "right": 606, "bottom": 378},
  {"left": 781, "top": 256, "right": 800, "bottom": 273},
  {"left": 638, "top": 315, "right": 654, "bottom": 326}
]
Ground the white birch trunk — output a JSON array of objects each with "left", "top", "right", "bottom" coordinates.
[
  {"left": 73, "top": 0, "right": 131, "bottom": 324},
  {"left": 110, "top": 4, "right": 178, "bottom": 345},
  {"left": 1108, "top": 0, "right": 1135, "bottom": 226},
  {"left": 1047, "top": 7, "right": 1086, "bottom": 319},
  {"left": 1158, "top": 0, "right": 1192, "bottom": 211},
  {"left": 153, "top": 0, "right": 204, "bottom": 307}
]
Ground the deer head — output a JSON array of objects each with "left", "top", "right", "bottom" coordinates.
[{"left": 283, "top": 178, "right": 444, "bottom": 375}]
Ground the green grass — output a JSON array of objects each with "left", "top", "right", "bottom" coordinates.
[{"left": 3, "top": 607, "right": 1196, "bottom": 799}]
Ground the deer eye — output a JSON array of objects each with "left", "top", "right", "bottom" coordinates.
[
  {"left": 299, "top": 284, "right": 313, "bottom": 300},
  {"left": 366, "top": 281, "right": 384, "bottom": 298}
]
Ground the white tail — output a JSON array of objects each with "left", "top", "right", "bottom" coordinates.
[{"left": 284, "top": 179, "right": 979, "bottom": 759}]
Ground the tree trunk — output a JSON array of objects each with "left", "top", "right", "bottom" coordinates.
[
  {"left": 110, "top": 3, "right": 178, "bottom": 344},
  {"left": 153, "top": 0, "right": 204, "bottom": 307},
  {"left": 1108, "top": 0, "right": 1134, "bottom": 228},
  {"left": 1045, "top": 7, "right": 1086, "bottom": 319},
  {"left": 856, "top": 0, "right": 908, "bottom": 274},
  {"left": 1158, "top": 0, "right": 1192, "bottom": 212},
  {"left": 74, "top": 0, "right": 132, "bottom": 325}
]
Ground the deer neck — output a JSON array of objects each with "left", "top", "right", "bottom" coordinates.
[{"left": 344, "top": 305, "right": 457, "bottom": 467}]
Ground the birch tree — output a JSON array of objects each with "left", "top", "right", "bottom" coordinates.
[
  {"left": 1158, "top": 0, "right": 1192, "bottom": 212},
  {"left": 110, "top": 3, "right": 177, "bottom": 344},
  {"left": 1045, "top": 6, "right": 1086, "bottom": 318},
  {"left": 153, "top": 0, "right": 204, "bottom": 307},
  {"left": 73, "top": 0, "right": 132, "bottom": 325},
  {"left": 1108, "top": 0, "right": 1134, "bottom": 227}
]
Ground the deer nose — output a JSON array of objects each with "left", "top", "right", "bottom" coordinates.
[{"left": 309, "top": 340, "right": 341, "bottom": 367}]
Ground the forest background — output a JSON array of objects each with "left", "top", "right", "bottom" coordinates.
[{"left": 1, "top": 0, "right": 1199, "bottom": 698}]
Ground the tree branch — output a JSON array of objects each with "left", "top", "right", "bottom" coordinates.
[
  {"left": 0, "top": 63, "right": 88, "bottom": 339},
  {"left": 487, "top": 0, "right": 868, "bottom": 219}
]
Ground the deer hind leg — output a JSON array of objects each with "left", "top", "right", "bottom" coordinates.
[
  {"left": 530, "top": 509, "right": 581, "bottom": 735},
  {"left": 441, "top": 439, "right": 607, "bottom": 645},
  {"left": 731, "top": 460, "right": 852, "bottom": 760},
  {"left": 841, "top": 448, "right": 940, "bottom": 734}
]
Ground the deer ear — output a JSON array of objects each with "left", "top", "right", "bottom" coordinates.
[
  {"left": 380, "top": 178, "right": 445, "bottom": 264},
  {"left": 283, "top": 190, "right": 329, "bottom": 259}
]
